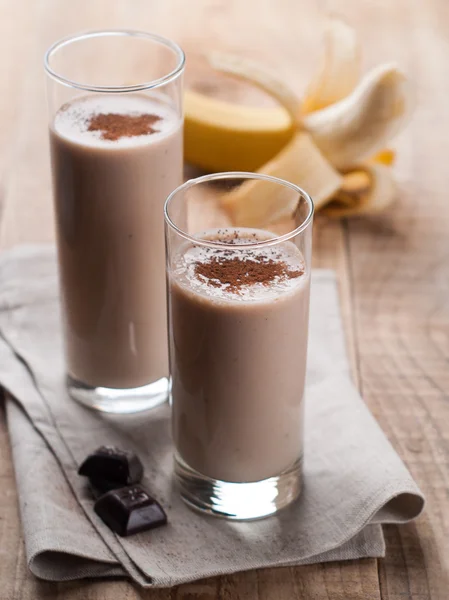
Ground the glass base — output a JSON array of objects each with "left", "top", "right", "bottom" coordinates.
[
  {"left": 67, "top": 375, "right": 169, "bottom": 414},
  {"left": 174, "top": 455, "right": 302, "bottom": 520}
]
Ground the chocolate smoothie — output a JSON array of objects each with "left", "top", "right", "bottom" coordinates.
[
  {"left": 50, "top": 94, "right": 182, "bottom": 389},
  {"left": 168, "top": 228, "right": 310, "bottom": 483}
]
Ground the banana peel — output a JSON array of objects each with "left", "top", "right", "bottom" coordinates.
[
  {"left": 209, "top": 52, "right": 302, "bottom": 125},
  {"left": 304, "top": 63, "right": 413, "bottom": 169},
  {"left": 222, "top": 132, "right": 343, "bottom": 226},
  {"left": 303, "top": 14, "right": 360, "bottom": 112},
  {"left": 184, "top": 90, "right": 294, "bottom": 172},
  {"left": 324, "top": 162, "right": 396, "bottom": 217},
  {"left": 185, "top": 51, "right": 301, "bottom": 172},
  {"left": 184, "top": 16, "right": 414, "bottom": 220}
]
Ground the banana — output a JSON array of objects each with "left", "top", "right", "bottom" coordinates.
[
  {"left": 183, "top": 15, "right": 359, "bottom": 172},
  {"left": 184, "top": 16, "right": 413, "bottom": 221}
]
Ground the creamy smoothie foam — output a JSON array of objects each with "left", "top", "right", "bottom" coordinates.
[
  {"left": 169, "top": 228, "right": 310, "bottom": 483},
  {"left": 50, "top": 94, "right": 182, "bottom": 389}
]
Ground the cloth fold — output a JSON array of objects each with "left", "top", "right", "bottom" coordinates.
[{"left": 0, "top": 246, "right": 424, "bottom": 588}]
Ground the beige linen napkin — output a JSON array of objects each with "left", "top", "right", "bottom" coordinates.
[{"left": 0, "top": 245, "right": 424, "bottom": 588}]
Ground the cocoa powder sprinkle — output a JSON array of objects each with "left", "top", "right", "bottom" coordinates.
[
  {"left": 194, "top": 255, "right": 304, "bottom": 293},
  {"left": 87, "top": 113, "right": 161, "bottom": 141}
]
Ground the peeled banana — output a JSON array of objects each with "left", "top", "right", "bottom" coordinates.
[{"left": 184, "top": 16, "right": 414, "bottom": 220}]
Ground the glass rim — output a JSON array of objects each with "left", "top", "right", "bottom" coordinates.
[
  {"left": 164, "top": 172, "right": 315, "bottom": 250},
  {"left": 44, "top": 29, "right": 185, "bottom": 93}
]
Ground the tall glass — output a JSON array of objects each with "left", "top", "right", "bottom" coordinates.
[
  {"left": 45, "top": 31, "right": 185, "bottom": 413},
  {"left": 165, "top": 173, "right": 314, "bottom": 519}
]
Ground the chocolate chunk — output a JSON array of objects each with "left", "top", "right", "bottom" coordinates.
[
  {"left": 94, "top": 485, "right": 167, "bottom": 536},
  {"left": 78, "top": 446, "right": 143, "bottom": 487}
]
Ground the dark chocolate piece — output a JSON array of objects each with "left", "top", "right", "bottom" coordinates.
[
  {"left": 94, "top": 484, "right": 167, "bottom": 536},
  {"left": 78, "top": 446, "right": 143, "bottom": 487}
]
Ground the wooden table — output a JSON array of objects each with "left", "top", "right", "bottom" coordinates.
[{"left": 1, "top": 1, "right": 448, "bottom": 598}]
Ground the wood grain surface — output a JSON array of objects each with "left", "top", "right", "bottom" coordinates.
[{"left": 0, "top": 1, "right": 448, "bottom": 598}]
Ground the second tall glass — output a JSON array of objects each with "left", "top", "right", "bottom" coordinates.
[
  {"left": 45, "top": 31, "right": 185, "bottom": 413},
  {"left": 165, "top": 173, "right": 314, "bottom": 519}
]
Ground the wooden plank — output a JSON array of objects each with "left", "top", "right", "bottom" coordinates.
[
  {"left": 343, "top": 1, "right": 449, "bottom": 598},
  {"left": 0, "top": 0, "right": 447, "bottom": 598}
]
